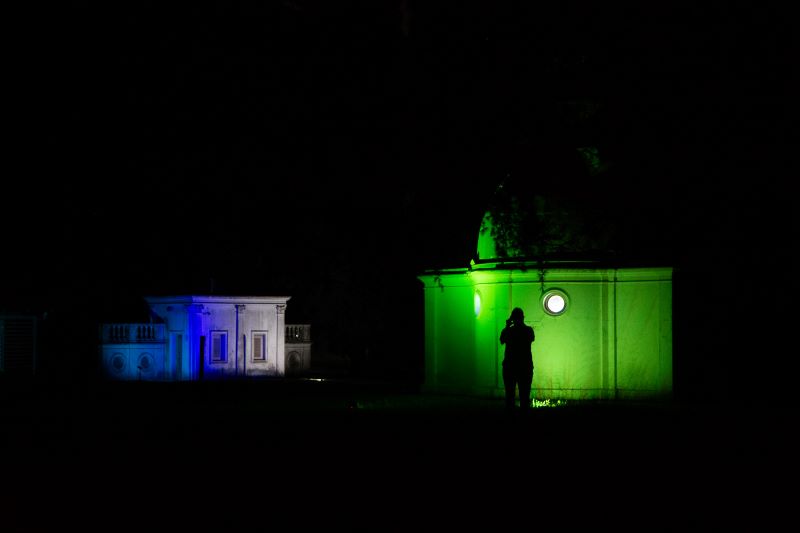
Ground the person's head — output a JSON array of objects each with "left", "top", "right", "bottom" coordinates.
[{"left": 510, "top": 307, "right": 524, "bottom": 324}]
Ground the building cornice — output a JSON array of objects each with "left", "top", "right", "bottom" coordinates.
[{"left": 145, "top": 295, "right": 291, "bottom": 306}]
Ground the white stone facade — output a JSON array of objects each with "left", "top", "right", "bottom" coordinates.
[
  {"left": 100, "top": 295, "right": 294, "bottom": 381},
  {"left": 284, "top": 324, "right": 312, "bottom": 375}
]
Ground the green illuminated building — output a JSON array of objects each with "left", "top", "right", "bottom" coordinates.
[{"left": 418, "top": 212, "right": 673, "bottom": 402}]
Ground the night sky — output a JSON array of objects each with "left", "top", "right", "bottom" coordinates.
[{"left": 6, "top": 2, "right": 795, "bottom": 395}]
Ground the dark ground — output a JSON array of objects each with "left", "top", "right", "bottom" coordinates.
[{"left": 2, "top": 376, "right": 795, "bottom": 531}]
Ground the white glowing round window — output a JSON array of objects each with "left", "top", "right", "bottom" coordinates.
[{"left": 542, "top": 289, "right": 569, "bottom": 316}]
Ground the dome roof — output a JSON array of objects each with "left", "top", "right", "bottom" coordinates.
[
  {"left": 474, "top": 144, "right": 618, "bottom": 263},
  {"left": 476, "top": 211, "right": 500, "bottom": 261},
  {"left": 475, "top": 193, "right": 616, "bottom": 263}
]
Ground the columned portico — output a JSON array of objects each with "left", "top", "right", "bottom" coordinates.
[{"left": 99, "top": 295, "right": 299, "bottom": 381}]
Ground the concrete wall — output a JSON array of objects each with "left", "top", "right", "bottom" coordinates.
[
  {"left": 101, "top": 343, "right": 167, "bottom": 381},
  {"left": 147, "top": 296, "right": 289, "bottom": 380},
  {"left": 419, "top": 266, "right": 673, "bottom": 401},
  {"left": 285, "top": 343, "right": 312, "bottom": 375}
]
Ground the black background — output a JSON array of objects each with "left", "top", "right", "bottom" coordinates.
[{"left": 5, "top": 1, "right": 796, "bottom": 400}]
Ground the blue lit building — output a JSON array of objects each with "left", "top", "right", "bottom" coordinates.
[{"left": 99, "top": 295, "right": 311, "bottom": 381}]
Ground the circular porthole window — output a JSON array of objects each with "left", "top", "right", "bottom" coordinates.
[
  {"left": 110, "top": 353, "right": 126, "bottom": 373},
  {"left": 137, "top": 353, "right": 153, "bottom": 372},
  {"left": 542, "top": 289, "right": 569, "bottom": 316}
]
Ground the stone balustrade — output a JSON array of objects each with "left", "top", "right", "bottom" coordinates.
[
  {"left": 101, "top": 323, "right": 166, "bottom": 344},
  {"left": 285, "top": 324, "right": 311, "bottom": 343}
]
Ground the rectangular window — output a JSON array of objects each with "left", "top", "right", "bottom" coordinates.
[
  {"left": 252, "top": 332, "right": 267, "bottom": 362},
  {"left": 211, "top": 331, "right": 228, "bottom": 363}
]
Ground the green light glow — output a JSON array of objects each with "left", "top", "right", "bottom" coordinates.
[
  {"left": 577, "top": 146, "right": 607, "bottom": 175},
  {"left": 477, "top": 212, "right": 498, "bottom": 261},
  {"left": 418, "top": 266, "right": 673, "bottom": 401},
  {"left": 532, "top": 398, "right": 567, "bottom": 408}
]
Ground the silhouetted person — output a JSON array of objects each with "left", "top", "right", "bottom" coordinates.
[{"left": 499, "top": 307, "right": 535, "bottom": 411}]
